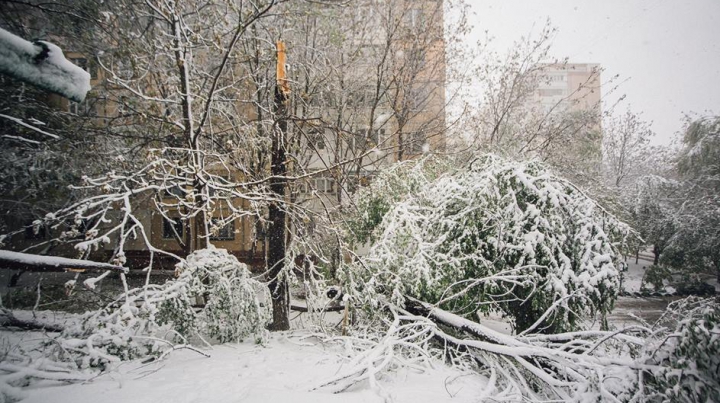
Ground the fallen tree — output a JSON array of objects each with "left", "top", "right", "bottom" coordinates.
[
  {"left": 315, "top": 295, "right": 719, "bottom": 402},
  {"left": 345, "top": 155, "right": 631, "bottom": 334}
]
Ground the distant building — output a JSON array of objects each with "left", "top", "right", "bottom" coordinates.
[{"left": 536, "top": 63, "right": 601, "bottom": 117}]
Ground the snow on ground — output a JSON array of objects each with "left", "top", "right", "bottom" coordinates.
[
  {"left": 622, "top": 258, "right": 649, "bottom": 294},
  {"left": 0, "top": 255, "right": 713, "bottom": 402},
  {"left": 17, "top": 331, "right": 485, "bottom": 403}
]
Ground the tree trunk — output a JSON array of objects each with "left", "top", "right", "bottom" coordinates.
[
  {"left": 267, "top": 68, "right": 290, "bottom": 331},
  {"left": 653, "top": 244, "right": 660, "bottom": 266}
]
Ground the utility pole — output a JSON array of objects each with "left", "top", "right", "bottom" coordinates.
[{"left": 267, "top": 41, "right": 291, "bottom": 330}]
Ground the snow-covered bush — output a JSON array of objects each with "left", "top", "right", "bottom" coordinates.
[
  {"left": 348, "top": 155, "right": 629, "bottom": 333},
  {"left": 641, "top": 265, "right": 672, "bottom": 293},
  {"left": 53, "top": 248, "right": 269, "bottom": 369},
  {"left": 159, "top": 247, "right": 271, "bottom": 343},
  {"left": 639, "top": 297, "right": 720, "bottom": 402}
]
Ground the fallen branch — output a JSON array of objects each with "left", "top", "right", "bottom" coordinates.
[
  {"left": 0, "top": 309, "right": 64, "bottom": 332},
  {"left": 290, "top": 304, "right": 345, "bottom": 313},
  {"left": 0, "top": 250, "right": 127, "bottom": 273}
]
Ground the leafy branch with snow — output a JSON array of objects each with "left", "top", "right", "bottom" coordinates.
[{"left": 346, "top": 155, "right": 629, "bottom": 334}]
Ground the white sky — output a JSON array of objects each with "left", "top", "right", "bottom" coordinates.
[{"left": 465, "top": 0, "right": 720, "bottom": 145}]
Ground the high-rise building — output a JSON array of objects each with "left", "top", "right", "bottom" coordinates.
[{"left": 536, "top": 63, "right": 601, "bottom": 117}]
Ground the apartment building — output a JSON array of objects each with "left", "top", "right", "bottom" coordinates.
[{"left": 536, "top": 63, "right": 601, "bottom": 117}]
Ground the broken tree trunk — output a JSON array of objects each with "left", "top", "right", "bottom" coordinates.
[{"left": 267, "top": 40, "right": 291, "bottom": 331}]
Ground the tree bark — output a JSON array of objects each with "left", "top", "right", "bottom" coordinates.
[
  {"left": 267, "top": 56, "right": 290, "bottom": 331},
  {"left": 653, "top": 244, "right": 660, "bottom": 266}
]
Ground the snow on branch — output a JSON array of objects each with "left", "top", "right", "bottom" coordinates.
[
  {"left": 0, "top": 27, "right": 91, "bottom": 102},
  {"left": 0, "top": 250, "right": 127, "bottom": 273}
]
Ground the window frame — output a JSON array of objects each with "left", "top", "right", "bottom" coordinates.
[
  {"left": 162, "top": 217, "right": 184, "bottom": 240},
  {"left": 209, "top": 218, "right": 235, "bottom": 241}
]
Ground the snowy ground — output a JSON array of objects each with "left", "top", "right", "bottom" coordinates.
[
  {"left": 8, "top": 328, "right": 485, "bottom": 403},
  {"left": 2, "top": 255, "right": 717, "bottom": 402}
]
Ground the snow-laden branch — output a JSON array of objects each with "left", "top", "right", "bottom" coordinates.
[
  {"left": 0, "top": 27, "right": 91, "bottom": 102},
  {"left": 0, "top": 250, "right": 127, "bottom": 273},
  {"left": 0, "top": 114, "right": 59, "bottom": 140}
]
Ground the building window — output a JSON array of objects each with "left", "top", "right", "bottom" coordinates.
[
  {"left": 307, "top": 128, "right": 325, "bottom": 150},
  {"left": 355, "top": 128, "right": 384, "bottom": 150},
  {"left": 538, "top": 89, "right": 565, "bottom": 97},
  {"left": 254, "top": 218, "right": 266, "bottom": 241},
  {"left": 208, "top": 176, "right": 232, "bottom": 198},
  {"left": 162, "top": 217, "right": 184, "bottom": 240},
  {"left": 209, "top": 218, "right": 235, "bottom": 241},
  {"left": 68, "top": 100, "right": 90, "bottom": 115},
  {"left": 299, "top": 176, "right": 336, "bottom": 194},
  {"left": 164, "top": 184, "right": 185, "bottom": 198},
  {"left": 406, "top": 131, "right": 427, "bottom": 154},
  {"left": 408, "top": 86, "right": 431, "bottom": 111},
  {"left": 70, "top": 57, "right": 97, "bottom": 80},
  {"left": 406, "top": 7, "right": 424, "bottom": 28},
  {"left": 316, "top": 177, "right": 335, "bottom": 193}
]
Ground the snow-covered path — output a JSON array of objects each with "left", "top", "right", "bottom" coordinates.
[{"left": 21, "top": 332, "right": 485, "bottom": 403}]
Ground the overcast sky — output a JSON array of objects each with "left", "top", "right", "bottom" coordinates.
[{"left": 465, "top": 0, "right": 720, "bottom": 145}]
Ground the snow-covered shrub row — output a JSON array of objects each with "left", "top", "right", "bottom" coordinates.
[
  {"left": 346, "top": 155, "right": 629, "bottom": 333},
  {"left": 55, "top": 248, "right": 269, "bottom": 368}
]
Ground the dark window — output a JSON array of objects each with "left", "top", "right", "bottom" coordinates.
[
  {"left": 164, "top": 185, "right": 185, "bottom": 198},
  {"left": 210, "top": 218, "right": 235, "bottom": 241},
  {"left": 70, "top": 57, "right": 97, "bottom": 80},
  {"left": 355, "top": 128, "right": 384, "bottom": 150},
  {"left": 254, "top": 218, "right": 266, "bottom": 241},
  {"left": 406, "top": 131, "right": 427, "bottom": 154},
  {"left": 70, "top": 57, "right": 87, "bottom": 71},
  {"left": 68, "top": 100, "right": 90, "bottom": 115},
  {"left": 307, "top": 129, "right": 326, "bottom": 150},
  {"left": 209, "top": 176, "right": 231, "bottom": 198},
  {"left": 162, "top": 217, "right": 184, "bottom": 240}
]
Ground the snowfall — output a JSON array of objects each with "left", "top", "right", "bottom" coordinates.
[{"left": 1, "top": 256, "right": 705, "bottom": 403}]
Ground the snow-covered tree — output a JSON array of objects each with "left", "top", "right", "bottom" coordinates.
[
  {"left": 0, "top": 3, "right": 107, "bottom": 239},
  {"left": 631, "top": 175, "right": 678, "bottom": 265},
  {"left": 463, "top": 22, "right": 605, "bottom": 166},
  {"left": 603, "top": 109, "right": 656, "bottom": 189},
  {"left": 661, "top": 116, "right": 720, "bottom": 281},
  {"left": 638, "top": 297, "right": 720, "bottom": 402},
  {"left": 1, "top": 0, "right": 470, "bottom": 333},
  {"left": 346, "top": 155, "right": 629, "bottom": 333}
]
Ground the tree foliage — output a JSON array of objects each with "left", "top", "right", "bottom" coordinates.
[
  {"left": 640, "top": 297, "right": 720, "bottom": 402},
  {"left": 661, "top": 116, "right": 720, "bottom": 280},
  {"left": 346, "top": 155, "right": 629, "bottom": 333}
]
